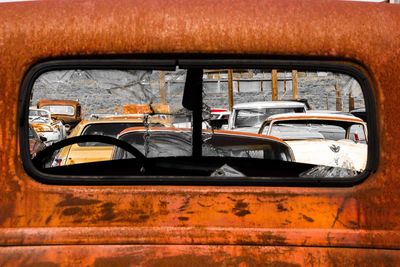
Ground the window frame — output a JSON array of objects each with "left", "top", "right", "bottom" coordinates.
[{"left": 19, "top": 58, "right": 379, "bottom": 186}]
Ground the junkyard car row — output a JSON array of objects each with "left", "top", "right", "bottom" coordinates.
[{"left": 32, "top": 98, "right": 368, "bottom": 177}]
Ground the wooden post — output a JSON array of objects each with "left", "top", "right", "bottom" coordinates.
[
  {"left": 335, "top": 81, "right": 342, "bottom": 111},
  {"left": 159, "top": 71, "right": 166, "bottom": 104},
  {"left": 283, "top": 79, "right": 287, "bottom": 97},
  {"left": 349, "top": 91, "right": 355, "bottom": 111},
  {"left": 228, "top": 69, "right": 234, "bottom": 111},
  {"left": 272, "top": 69, "right": 278, "bottom": 101},
  {"left": 292, "top": 70, "right": 299, "bottom": 99}
]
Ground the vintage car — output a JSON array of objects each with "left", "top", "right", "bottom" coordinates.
[
  {"left": 28, "top": 124, "right": 46, "bottom": 158},
  {"left": 2, "top": 0, "right": 400, "bottom": 266},
  {"left": 52, "top": 115, "right": 170, "bottom": 166},
  {"left": 29, "top": 108, "right": 67, "bottom": 145},
  {"left": 209, "top": 108, "right": 230, "bottom": 129},
  {"left": 108, "top": 127, "right": 295, "bottom": 176},
  {"left": 258, "top": 113, "right": 368, "bottom": 172},
  {"left": 227, "top": 101, "right": 307, "bottom": 132},
  {"left": 37, "top": 99, "right": 82, "bottom": 130}
]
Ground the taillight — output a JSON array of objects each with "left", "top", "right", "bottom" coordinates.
[{"left": 354, "top": 132, "right": 359, "bottom": 142}]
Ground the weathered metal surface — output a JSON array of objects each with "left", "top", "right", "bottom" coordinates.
[
  {"left": 2, "top": 245, "right": 400, "bottom": 267},
  {"left": 0, "top": 0, "right": 400, "bottom": 264}
]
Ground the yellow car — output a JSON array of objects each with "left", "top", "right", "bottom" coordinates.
[{"left": 53, "top": 115, "right": 170, "bottom": 166}]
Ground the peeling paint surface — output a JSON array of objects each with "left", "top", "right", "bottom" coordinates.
[{"left": 0, "top": 0, "right": 400, "bottom": 264}]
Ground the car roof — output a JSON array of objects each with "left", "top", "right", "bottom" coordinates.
[
  {"left": 78, "top": 117, "right": 146, "bottom": 126},
  {"left": 118, "top": 126, "right": 288, "bottom": 144},
  {"left": 265, "top": 112, "right": 365, "bottom": 123},
  {"left": 37, "top": 99, "right": 80, "bottom": 107},
  {"left": 233, "top": 101, "right": 306, "bottom": 109}
]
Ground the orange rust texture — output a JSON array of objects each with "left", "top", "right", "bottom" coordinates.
[
  {"left": 122, "top": 104, "right": 171, "bottom": 114},
  {"left": 0, "top": 0, "right": 400, "bottom": 263},
  {"left": 1, "top": 245, "right": 400, "bottom": 267}
]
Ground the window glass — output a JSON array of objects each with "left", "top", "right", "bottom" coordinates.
[
  {"left": 26, "top": 65, "right": 368, "bottom": 180},
  {"left": 41, "top": 105, "right": 75, "bottom": 116},
  {"left": 235, "top": 108, "right": 305, "bottom": 128}
]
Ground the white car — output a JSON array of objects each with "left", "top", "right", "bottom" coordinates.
[
  {"left": 227, "top": 101, "right": 307, "bottom": 132},
  {"left": 29, "top": 108, "right": 67, "bottom": 145},
  {"left": 258, "top": 112, "right": 368, "bottom": 172}
]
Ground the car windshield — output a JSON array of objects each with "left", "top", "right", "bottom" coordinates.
[
  {"left": 29, "top": 109, "right": 49, "bottom": 119},
  {"left": 235, "top": 108, "right": 304, "bottom": 128},
  {"left": 263, "top": 121, "right": 366, "bottom": 142}
]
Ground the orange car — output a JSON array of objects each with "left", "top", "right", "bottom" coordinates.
[
  {"left": 37, "top": 99, "right": 82, "bottom": 129},
  {"left": 53, "top": 116, "right": 171, "bottom": 166}
]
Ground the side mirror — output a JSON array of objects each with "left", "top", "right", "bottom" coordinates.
[{"left": 40, "top": 136, "right": 47, "bottom": 142}]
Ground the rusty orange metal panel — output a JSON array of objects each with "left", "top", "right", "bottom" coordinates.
[
  {"left": 1, "top": 245, "right": 400, "bottom": 266},
  {"left": 0, "top": 0, "right": 399, "bottom": 265}
]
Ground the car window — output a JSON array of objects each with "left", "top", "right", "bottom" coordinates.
[
  {"left": 235, "top": 108, "right": 305, "bottom": 128},
  {"left": 23, "top": 60, "right": 372, "bottom": 183},
  {"left": 41, "top": 105, "right": 75, "bottom": 116},
  {"left": 79, "top": 123, "right": 145, "bottom": 146}
]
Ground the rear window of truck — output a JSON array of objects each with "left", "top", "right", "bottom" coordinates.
[{"left": 20, "top": 59, "right": 377, "bottom": 186}]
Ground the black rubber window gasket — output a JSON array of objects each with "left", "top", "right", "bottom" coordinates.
[{"left": 19, "top": 58, "right": 378, "bottom": 186}]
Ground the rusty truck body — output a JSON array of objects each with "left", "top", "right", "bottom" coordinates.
[{"left": 0, "top": 0, "right": 400, "bottom": 265}]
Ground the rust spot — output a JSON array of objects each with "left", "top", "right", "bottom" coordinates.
[
  {"left": 276, "top": 203, "right": 288, "bottom": 212},
  {"left": 158, "top": 200, "right": 170, "bottom": 215},
  {"left": 62, "top": 207, "right": 83, "bottom": 216},
  {"left": 98, "top": 202, "right": 116, "bottom": 221},
  {"left": 234, "top": 210, "right": 251, "bottom": 217},
  {"left": 258, "top": 232, "right": 287, "bottom": 245},
  {"left": 94, "top": 256, "right": 132, "bottom": 267},
  {"left": 178, "top": 197, "right": 191, "bottom": 212},
  {"left": 57, "top": 195, "right": 101, "bottom": 207},
  {"left": 197, "top": 202, "right": 214, "bottom": 208},
  {"left": 178, "top": 216, "right": 189, "bottom": 221},
  {"left": 301, "top": 214, "right": 315, "bottom": 223},
  {"left": 218, "top": 210, "right": 229, "bottom": 214},
  {"left": 138, "top": 214, "right": 150, "bottom": 221},
  {"left": 232, "top": 200, "right": 251, "bottom": 217},
  {"left": 45, "top": 215, "right": 52, "bottom": 224}
]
